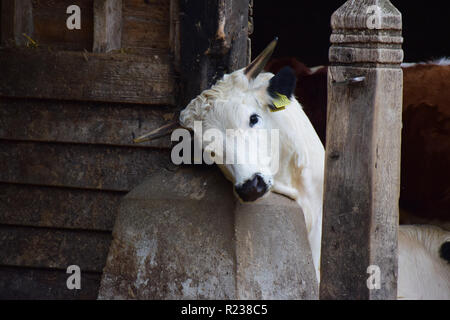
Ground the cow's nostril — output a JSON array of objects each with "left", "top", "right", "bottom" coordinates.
[
  {"left": 235, "top": 174, "right": 268, "bottom": 202},
  {"left": 255, "top": 175, "right": 266, "bottom": 193}
]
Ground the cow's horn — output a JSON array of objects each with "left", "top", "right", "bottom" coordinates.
[
  {"left": 244, "top": 37, "right": 278, "bottom": 80},
  {"left": 133, "top": 120, "right": 180, "bottom": 143}
]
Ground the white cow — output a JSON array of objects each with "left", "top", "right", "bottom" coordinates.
[
  {"left": 136, "top": 40, "right": 450, "bottom": 299},
  {"left": 398, "top": 225, "right": 450, "bottom": 299},
  {"left": 179, "top": 45, "right": 325, "bottom": 282}
]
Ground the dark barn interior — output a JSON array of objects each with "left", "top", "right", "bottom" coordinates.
[
  {"left": 251, "top": 0, "right": 450, "bottom": 225},
  {"left": 252, "top": 0, "right": 450, "bottom": 67}
]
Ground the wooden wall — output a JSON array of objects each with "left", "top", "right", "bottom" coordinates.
[
  {"left": 0, "top": 0, "right": 178, "bottom": 299},
  {"left": 0, "top": 0, "right": 250, "bottom": 299}
]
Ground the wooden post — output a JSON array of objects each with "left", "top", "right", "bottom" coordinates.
[
  {"left": 1, "top": 0, "right": 33, "bottom": 47},
  {"left": 320, "top": 0, "right": 403, "bottom": 300},
  {"left": 93, "top": 0, "right": 122, "bottom": 53},
  {"left": 247, "top": 0, "right": 254, "bottom": 65},
  {"left": 178, "top": 0, "right": 249, "bottom": 107},
  {"left": 169, "top": 0, "right": 181, "bottom": 73}
]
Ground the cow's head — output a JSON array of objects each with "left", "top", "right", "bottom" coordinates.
[{"left": 135, "top": 39, "right": 299, "bottom": 203}]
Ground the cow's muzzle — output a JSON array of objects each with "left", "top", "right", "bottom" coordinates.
[{"left": 235, "top": 174, "right": 269, "bottom": 202}]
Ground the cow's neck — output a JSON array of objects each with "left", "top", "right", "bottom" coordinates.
[{"left": 272, "top": 102, "right": 325, "bottom": 281}]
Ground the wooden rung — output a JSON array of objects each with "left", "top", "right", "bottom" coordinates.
[
  {"left": 1, "top": 0, "right": 34, "bottom": 47},
  {"left": 93, "top": 0, "right": 122, "bottom": 53},
  {"left": 0, "top": 97, "right": 175, "bottom": 148},
  {"left": 0, "top": 141, "right": 172, "bottom": 192},
  {"left": 0, "top": 266, "right": 101, "bottom": 299},
  {"left": 0, "top": 225, "right": 111, "bottom": 272},
  {"left": 0, "top": 183, "right": 125, "bottom": 231},
  {"left": 0, "top": 48, "right": 176, "bottom": 105}
]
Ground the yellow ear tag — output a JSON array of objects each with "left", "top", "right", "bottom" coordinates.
[{"left": 270, "top": 92, "right": 291, "bottom": 112}]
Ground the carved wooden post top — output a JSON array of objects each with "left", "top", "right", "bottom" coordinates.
[
  {"left": 329, "top": 0, "right": 403, "bottom": 66},
  {"left": 321, "top": 0, "right": 403, "bottom": 300}
]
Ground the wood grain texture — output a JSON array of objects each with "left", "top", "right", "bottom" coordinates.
[
  {"left": 32, "top": 0, "right": 93, "bottom": 51},
  {"left": 0, "top": 141, "right": 173, "bottom": 191},
  {"left": 179, "top": 0, "right": 249, "bottom": 106},
  {"left": 121, "top": 0, "right": 171, "bottom": 52},
  {"left": 0, "top": 183, "right": 124, "bottom": 231},
  {"left": 320, "top": 0, "right": 402, "bottom": 300},
  {"left": 93, "top": 0, "right": 122, "bottom": 53},
  {"left": 1, "top": 0, "right": 34, "bottom": 46},
  {"left": 0, "top": 225, "right": 111, "bottom": 272},
  {"left": 0, "top": 97, "right": 175, "bottom": 148},
  {"left": 0, "top": 266, "right": 101, "bottom": 299},
  {"left": 0, "top": 0, "right": 177, "bottom": 301},
  {"left": 321, "top": 67, "right": 402, "bottom": 300},
  {"left": 330, "top": 0, "right": 402, "bottom": 31},
  {"left": 0, "top": 48, "right": 176, "bottom": 105},
  {"left": 169, "top": 0, "right": 180, "bottom": 72}
]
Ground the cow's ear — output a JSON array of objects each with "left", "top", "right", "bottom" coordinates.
[
  {"left": 268, "top": 66, "right": 296, "bottom": 99},
  {"left": 267, "top": 67, "right": 296, "bottom": 112}
]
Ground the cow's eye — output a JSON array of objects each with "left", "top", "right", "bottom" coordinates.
[{"left": 249, "top": 114, "right": 260, "bottom": 127}]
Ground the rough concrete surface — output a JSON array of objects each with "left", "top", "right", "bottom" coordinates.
[{"left": 98, "top": 165, "right": 318, "bottom": 299}]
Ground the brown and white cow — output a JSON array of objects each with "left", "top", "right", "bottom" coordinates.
[{"left": 266, "top": 58, "right": 450, "bottom": 229}]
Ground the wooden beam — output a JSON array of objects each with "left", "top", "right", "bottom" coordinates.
[
  {"left": 0, "top": 266, "right": 101, "bottom": 299},
  {"left": 0, "top": 141, "right": 172, "bottom": 192},
  {"left": 121, "top": 0, "right": 171, "bottom": 53},
  {"left": 0, "top": 225, "right": 111, "bottom": 272},
  {"left": 0, "top": 48, "right": 176, "bottom": 105},
  {"left": 0, "top": 0, "right": 33, "bottom": 46},
  {"left": 0, "top": 98, "right": 175, "bottom": 148},
  {"left": 169, "top": 0, "right": 180, "bottom": 72},
  {"left": 0, "top": 183, "right": 124, "bottom": 231},
  {"left": 93, "top": 0, "right": 122, "bottom": 53},
  {"left": 32, "top": 0, "right": 94, "bottom": 51},
  {"left": 178, "top": 0, "right": 249, "bottom": 106},
  {"left": 247, "top": 0, "right": 254, "bottom": 64},
  {"left": 320, "top": 0, "right": 403, "bottom": 300}
]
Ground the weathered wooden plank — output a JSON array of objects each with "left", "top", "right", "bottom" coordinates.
[
  {"left": 0, "top": 183, "right": 124, "bottom": 231},
  {"left": 0, "top": 97, "right": 175, "bottom": 148},
  {"left": 31, "top": 0, "right": 93, "bottom": 51},
  {"left": 93, "top": 0, "right": 122, "bottom": 53},
  {"left": 121, "top": 17, "right": 170, "bottom": 52},
  {"left": 0, "top": 266, "right": 101, "bottom": 299},
  {"left": 169, "top": 0, "right": 180, "bottom": 72},
  {"left": 1, "top": 0, "right": 34, "bottom": 46},
  {"left": 0, "top": 48, "right": 176, "bottom": 105},
  {"left": 122, "top": 0, "right": 170, "bottom": 22},
  {"left": 121, "top": 0, "right": 170, "bottom": 51},
  {"left": 0, "top": 225, "right": 111, "bottom": 272},
  {"left": 0, "top": 141, "right": 173, "bottom": 191},
  {"left": 179, "top": 0, "right": 249, "bottom": 106},
  {"left": 320, "top": 0, "right": 402, "bottom": 300}
]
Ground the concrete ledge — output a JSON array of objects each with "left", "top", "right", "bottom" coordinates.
[{"left": 98, "top": 165, "right": 318, "bottom": 299}]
